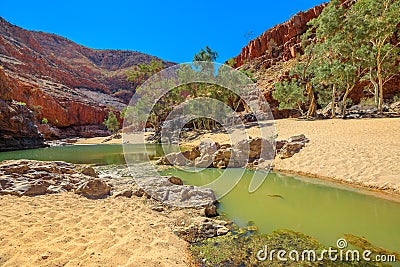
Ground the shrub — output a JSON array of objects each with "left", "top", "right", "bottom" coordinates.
[{"left": 103, "top": 111, "right": 120, "bottom": 133}]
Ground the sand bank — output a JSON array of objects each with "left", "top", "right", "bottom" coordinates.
[{"left": 0, "top": 193, "right": 193, "bottom": 266}]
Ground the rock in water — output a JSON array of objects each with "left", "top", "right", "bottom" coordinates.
[
  {"left": 75, "top": 179, "right": 111, "bottom": 199},
  {"left": 204, "top": 204, "right": 219, "bottom": 218},
  {"left": 168, "top": 176, "right": 183, "bottom": 186}
]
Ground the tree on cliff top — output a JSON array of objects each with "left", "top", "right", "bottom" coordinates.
[{"left": 193, "top": 46, "right": 218, "bottom": 62}]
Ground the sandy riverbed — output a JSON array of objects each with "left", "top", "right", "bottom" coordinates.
[
  {"left": 1, "top": 118, "right": 399, "bottom": 266},
  {"left": 0, "top": 193, "right": 194, "bottom": 266}
]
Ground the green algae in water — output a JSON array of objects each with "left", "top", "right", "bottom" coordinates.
[{"left": 190, "top": 229, "right": 395, "bottom": 267}]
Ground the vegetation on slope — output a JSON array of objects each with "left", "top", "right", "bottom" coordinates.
[{"left": 273, "top": 0, "right": 400, "bottom": 117}]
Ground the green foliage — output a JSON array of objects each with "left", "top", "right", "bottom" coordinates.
[
  {"left": 41, "top": 117, "right": 48, "bottom": 124},
  {"left": 103, "top": 111, "right": 120, "bottom": 133},
  {"left": 346, "top": 0, "right": 400, "bottom": 112},
  {"left": 193, "top": 46, "right": 218, "bottom": 62},
  {"left": 120, "top": 106, "right": 135, "bottom": 119},
  {"left": 273, "top": 80, "right": 306, "bottom": 113},
  {"left": 226, "top": 58, "right": 236, "bottom": 67},
  {"left": 31, "top": 105, "right": 42, "bottom": 116},
  {"left": 126, "top": 59, "right": 165, "bottom": 85},
  {"left": 359, "top": 97, "right": 376, "bottom": 107},
  {"left": 125, "top": 48, "right": 250, "bottom": 135},
  {"left": 239, "top": 69, "right": 257, "bottom": 82},
  {"left": 279, "top": 0, "right": 400, "bottom": 116}
]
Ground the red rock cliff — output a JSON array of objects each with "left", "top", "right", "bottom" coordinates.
[
  {"left": 230, "top": 4, "right": 326, "bottom": 68},
  {"left": 0, "top": 67, "right": 45, "bottom": 150},
  {"left": 0, "top": 17, "right": 174, "bottom": 138}
]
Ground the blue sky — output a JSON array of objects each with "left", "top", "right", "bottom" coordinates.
[{"left": 1, "top": 0, "right": 326, "bottom": 63}]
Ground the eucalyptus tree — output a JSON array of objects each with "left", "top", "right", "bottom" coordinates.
[{"left": 346, "top": 0, "right": 400, "bottom": 113}]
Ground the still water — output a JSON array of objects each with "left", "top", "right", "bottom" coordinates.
[{"left": 1, "top": 144, "right": 399, "bottom": 253}]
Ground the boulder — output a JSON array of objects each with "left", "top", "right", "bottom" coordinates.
[
  {"left": 278, "top": 142, "right": 304, "bottom": 159},
  {"left": 181, "top": 148, "right": 201, "bottom": 161},
  {"left": 168, "top": 176, "right": 183, "bottom": 186},
  {"left": 75, "top": 179, "right": 111, "bottom": 199},
  {"left": 0, "top": 160, "right": 118, "bottom": 198},
  {"left": 2, "top": 180, "right": 50, "bottom": 196},
  {"left": 194, "top": 154, "right": 214, "bottom": 168},
  {"left": 135, "top": 176, "right": 216, "bottom": 207},
  {"left": 80, "top": 166, "right": 98, "bottom": 178},
  {"left": 204, "top": 204, "right": 219, "bottom": 218},
  {"left": 198, "top": 140, "right": 220, "bottom": 155}
]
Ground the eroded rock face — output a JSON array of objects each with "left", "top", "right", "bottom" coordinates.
[
  {"left": 230, "top": 4, "right": 326, "bottom": 68},
  {"left": 0, "top": 17, "right": 174, "bottom": 138},
  {"left": 0, "top": 69, "right": 45, "bottom": 151}
]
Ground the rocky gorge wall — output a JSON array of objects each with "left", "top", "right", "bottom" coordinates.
[
  {"left": 0, "top": 67, "right": 45, "bottom": 151},
  {"left": 230, "top": 3, "right": 400, "bottom": 112},
  {"left": 0, "top": 17, "right": 174, "bottom": 140},
  {"left": 231, "top": 4, "right": 326, "bottom": 68}
]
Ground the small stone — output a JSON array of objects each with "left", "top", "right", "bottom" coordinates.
[
  {"left": 113, "top": 189, "right": 132, "bottom": 198},
  {"left": 216, "top": 226, "right": 229, "bottom": 235},
  {"left": 288, "top": 134, "right": 309, "bottom": 143},
  {"left": 204, "top": 204, "right": 218, "bottom": 218},
  {"left": 152, "top": 206, "right": 164, "bottom": 212},
  {"left": 168, "top": 176, "right": 183, "bottom": 186},
  {"left": 133, "top": 188, "right": 145, "bottom": 197},
  {"left": 80, "top": 166, "right": 98, "bottom": 178}
]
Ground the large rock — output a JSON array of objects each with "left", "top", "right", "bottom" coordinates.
[
  {"left": 158, "top": 135, "right": 307, "bottom": 169},
  {"left": 147, "top": 180, "right": 215, "bottom": 207},
  {"left": 75, "top": 179, "right": 111, "bottom": 199}
]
